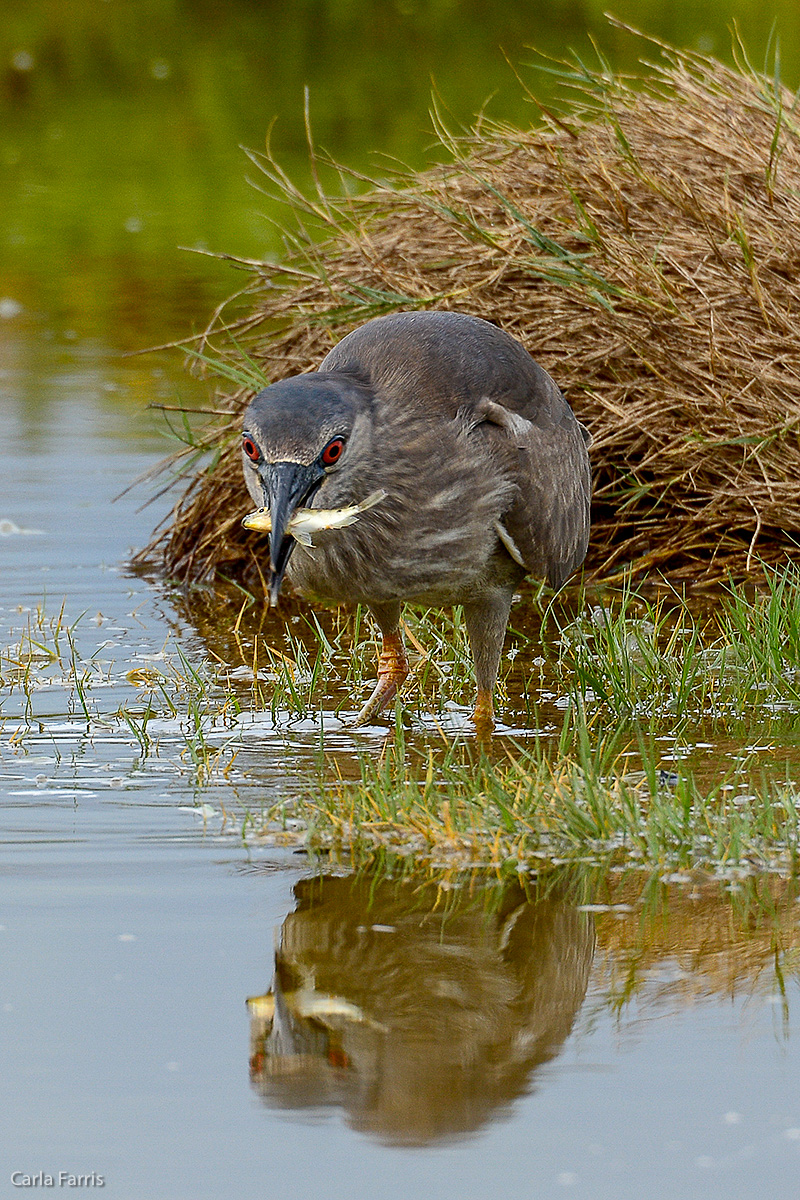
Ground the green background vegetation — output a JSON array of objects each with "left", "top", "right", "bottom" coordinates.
[{"left": 2, "top": 0, "right": 800, "bottom": 345}]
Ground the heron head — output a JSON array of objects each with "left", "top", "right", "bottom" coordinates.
[{"left": 241, "top": 373, "right": 370, "bottom": 604}]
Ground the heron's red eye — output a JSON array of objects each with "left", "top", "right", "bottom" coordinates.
[
  {"left": 242, "top": 435, "right": 260, "bottom": 462},
  {"left": 321, "top": 437, "right": 345, "bottom": 466}
]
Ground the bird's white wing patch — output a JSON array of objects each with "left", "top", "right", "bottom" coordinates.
[{"left": 494, "top": 519, "right": 526, "bottom": 567}]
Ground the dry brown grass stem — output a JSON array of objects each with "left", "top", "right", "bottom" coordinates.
[{"left": 138, "top": 31, "right": 800, "bottom": 589}]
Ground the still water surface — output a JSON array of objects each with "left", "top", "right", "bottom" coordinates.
[{"left": 3, "top": 4, "right": 800, "bottom": 1197}]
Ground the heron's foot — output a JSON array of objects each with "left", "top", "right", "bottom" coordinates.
[
  {"left": 472, "top": 688, "right": 495, "bottom": 739},
  {"left": 353, "top": 632, "right": 410, "bottom": 726}
]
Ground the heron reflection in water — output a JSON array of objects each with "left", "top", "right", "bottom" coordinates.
[{"left": 246, "top": 873, "right": 594, "bottom": 1145}]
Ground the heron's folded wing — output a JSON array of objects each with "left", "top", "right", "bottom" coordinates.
[{"left": 473, "top": 394, "right": 592, "bottom": 590}]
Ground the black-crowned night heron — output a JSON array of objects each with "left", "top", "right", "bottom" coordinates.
[{"left": 241, "top": 310, "right": 591, "bottom": 731}]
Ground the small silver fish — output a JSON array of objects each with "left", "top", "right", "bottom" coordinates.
[{"left": 242, "top": 489, "right": 387, "bottom": 546}]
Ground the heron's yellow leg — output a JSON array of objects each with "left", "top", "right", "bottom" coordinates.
[
  {"left": 472, "top": 688, "right": 495, "bottom": 736},
  {"left": 353, "top": 631, "right": 410, "bottom": 726}
]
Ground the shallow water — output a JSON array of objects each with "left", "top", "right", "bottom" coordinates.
[
  {"left": 3, "top": 351, "right": 800, "bottom": 1198},
  {"left": 4, "top": 5, "right": 800, "bottom": 1196}
]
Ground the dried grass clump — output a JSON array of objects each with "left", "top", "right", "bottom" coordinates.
[{"left": 143, "top": 28, "right": 800, "bottom": 588}]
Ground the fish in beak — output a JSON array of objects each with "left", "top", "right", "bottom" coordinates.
[{"left": 258, "top": 460, "right": 324, "bottom": 606}]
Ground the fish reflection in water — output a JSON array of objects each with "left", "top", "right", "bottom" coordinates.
[{"left": 246, "top": 873, "right": 594, "bottom": 1145}]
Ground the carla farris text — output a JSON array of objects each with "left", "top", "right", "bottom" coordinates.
[{"left": 11, "top": 1173, "right": 105, "bottom": 1189}]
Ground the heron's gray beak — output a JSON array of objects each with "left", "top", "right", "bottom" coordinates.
[{"left": 259, "top": 460, "right": 324, "bottom": 606}]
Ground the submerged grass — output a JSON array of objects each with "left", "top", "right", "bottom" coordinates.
[
  {"left": 276, "top": 737, "right": 800, "bottom": 877},
  {"left": 0, "top": 602, "right": 245, "bottom": 786},
  {"left": 7, "top": 564, "right": 800, "bottom": 876},
  {"left": 228, "top": 561, "right": 800, "bottom": 875}
]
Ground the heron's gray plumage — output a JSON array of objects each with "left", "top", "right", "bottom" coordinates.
[{"left": 241, "top": 310, "right": 591, "bottom": 729}]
